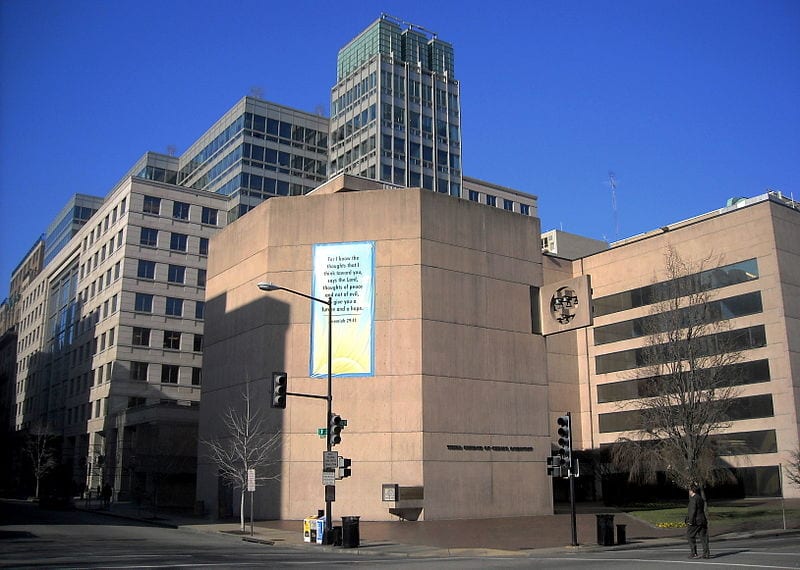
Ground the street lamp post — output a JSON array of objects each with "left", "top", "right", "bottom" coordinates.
[{"left": 257, "top": 281, "right": 334, "bottom": 538}]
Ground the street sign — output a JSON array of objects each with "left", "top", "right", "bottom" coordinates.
[
  {"left": 317, "top": 428, "right": 327, "bottom": 438},
  {"left": 323, "top": 451, "right": 339, "bottom": 470},
  {"left": 322, "top": 470, "right": 336, "bottom": 485},
  {"left": 247, "top": 468, "right": 256, "bottom": 492}
]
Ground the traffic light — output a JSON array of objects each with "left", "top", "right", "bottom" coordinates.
[
  {"left": 336, "top": 456, "right": 352, "bottom": 479},
  {"left": 271, "top": 372, "right": 287, "bottom": 409},
  {"left": 546, "top": 455, "right": 563, "bottom": 477},
  {"left": 557, "top": 414, "right": 572, "bottom": 467},
  {"left": 329, "top": 413, "right": 344, "bottom": 446}
]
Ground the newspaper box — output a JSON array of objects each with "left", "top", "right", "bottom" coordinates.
[
  {"left": 314, "top": 516, "right": 326, "bottom": 544},
  {"left": 303, "top": 516, "right": 318, "bottom": 543}
]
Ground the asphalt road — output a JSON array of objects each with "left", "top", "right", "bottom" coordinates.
[{"left": 1, "top": 499, "right": 798, "bottom": 569}]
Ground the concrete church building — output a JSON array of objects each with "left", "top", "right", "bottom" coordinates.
[{"left": 198, "top": 174, "right": 552, "bottom": 520}]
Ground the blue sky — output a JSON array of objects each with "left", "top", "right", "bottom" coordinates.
[{"left": 1, "top": 0, "right": 798, "bottom": 300}]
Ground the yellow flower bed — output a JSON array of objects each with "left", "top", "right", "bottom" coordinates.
[{"left": 656, "top": 522, "right": 687, "bottom": 528}]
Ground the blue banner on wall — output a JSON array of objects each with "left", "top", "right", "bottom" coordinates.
[{"left": 311, "top": 241, "right": 375, "bottom": 377}]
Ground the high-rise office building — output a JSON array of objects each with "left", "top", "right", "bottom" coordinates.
[
  {"left": 6, "top": 95, "right": 331, "bottom": 502},
  {"left": 329, "top": 14, "right": 463, "bottom": 197},
  {"left": 4, "top": 15, "right": 536, "bottom": 506},
  {"left": 43, "top": 194, "right": 105, "bottom": 267},
  {"left": 169, "top": 97, "right": 329, "bottom": 222}
]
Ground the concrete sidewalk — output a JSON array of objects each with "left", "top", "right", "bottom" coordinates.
[{"left": 78, "top": 501, "right": 800, "bottom": 558}]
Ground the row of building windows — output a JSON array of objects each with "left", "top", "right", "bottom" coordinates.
[
  {"left": 466, "top": 190, "right": 531, "bottom": 215},
  {"left": 80, "top": 229, "right": 124, "bottom": 279},
  {"left": 593, "top": 291, "right": 764, "bottom": 345},
  {"left": 133, "top": 293, "right": 204, "bottom": 319},
  {"left": 330, "top": 104, "right": 377, "bottom": 147},
  {"left": 243, "top": 112, "right": 328, "bottom": 151},
  {"left": 598, "top": 394, "right": 775, "bottom": 433},
  {"left": 81, "top": 197, "right": 127, "bottom": 253},
  {"left": 179, "top": 115, "right": 245, "bottom": 184},
  {"left": 595, "top": 325, "right": 767, "bottom": 375},
  {"left": 132, "top": 327, "right": 203, "bottom": 352},
  {"left": 604, "top": 428, "right": 778, "bottom": 456},
  {"left": 596, "top": 359, "right": 771, "bottom": 403},
  {"left": 128, "top": 361, "right": 202, "bottom": 385},
  {"left": 139, "top": 227, "right": 209, "bottom": 255},
  {"left": 241, "top": 142, "right": 327, "bottom": 178},
  {"left": 143, "top": 195, "right": 219, "bottom": 226},
  {"left": 135, "top": 260, "right": 206, "bottom": 287},
  {"left": 593, "top": 258, "right": 759, "bottom": 318},
  {"left": 330, "top": 135, "right": 377, "bottom": 174},
  {"left": 169, "top": 200, "right": 219, "bottom": 225},
  {"left": 331, "top": 72, "right": 377, "bottom": 118}
]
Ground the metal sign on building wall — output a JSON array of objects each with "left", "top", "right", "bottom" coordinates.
[
  {"left": 311, "top": 241, "right": 376, "bottom": 377},
  {"left": 539, "top": 275, "right": 593, "bottom": 336}
]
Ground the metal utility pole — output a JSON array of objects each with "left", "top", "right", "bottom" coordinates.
[{"left": 258, "top": 282, "right": 335, "bottom": 541}]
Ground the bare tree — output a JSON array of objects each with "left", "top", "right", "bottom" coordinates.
[
  {"left": 612, "top": 248, "right": 747, "bottom": 494},
  {"left": 787, "top": 447, "right": 800, "bottom": 488},
  {"left": 202, "top": 388, "right": 281, "bottom": 531},
  {"left": 26, "top": 422, "right": 59, "bottom": 499}
]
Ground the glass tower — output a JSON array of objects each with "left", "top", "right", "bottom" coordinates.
[{"left": 329, "top": 15, "right": 462, "bottom": 196}]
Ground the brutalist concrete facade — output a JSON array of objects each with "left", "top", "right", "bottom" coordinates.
[{"left": 198, "top": 175, "right": 551, "bottom": 520}]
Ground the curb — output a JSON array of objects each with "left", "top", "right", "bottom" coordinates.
[{"left": 75, "top": 506, "right": 179, "bottom": 529}]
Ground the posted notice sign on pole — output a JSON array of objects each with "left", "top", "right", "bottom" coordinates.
[{"left": 247, "top": 469, "right": 256, "bottom": 492}]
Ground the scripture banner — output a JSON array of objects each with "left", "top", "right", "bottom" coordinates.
[{"left": 310, "top": 241, "right": 375, "bottom": 377}]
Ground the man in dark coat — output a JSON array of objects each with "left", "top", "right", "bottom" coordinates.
[{"left": 686, "top": 483, "right": 710, "bottom": 558}]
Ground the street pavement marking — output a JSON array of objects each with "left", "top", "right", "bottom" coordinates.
[{"left": 540, "top": 557, "right": 799, "bottom": 569}]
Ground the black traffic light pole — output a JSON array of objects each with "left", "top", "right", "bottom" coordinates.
[
  {"left": 557, "top": 412, "right": 578, "bottom": 547},
  {"left": 258, "top": 282, "right": 334, "bottom": 539}
]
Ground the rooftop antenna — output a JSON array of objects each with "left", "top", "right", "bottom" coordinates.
[{"left": 608, "top": 171, "right": 619, "bottom": 238}]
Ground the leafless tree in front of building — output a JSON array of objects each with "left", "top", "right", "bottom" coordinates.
[
  {"left": 787, "top": 448, "right": 800, "bottom": 489},
  {"left": 25, "top": 421, "right": 59, "bottom": 499},
  {"left": 611, "top": 247, "right": 746, "bottom": 496},
  {"left": 202, "top": 387, "right": 281, "bottom": 531}
]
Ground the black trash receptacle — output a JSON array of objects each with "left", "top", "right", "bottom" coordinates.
[
  {"left": 596, "top": 514, "right": 615, "bottom": 546},
  {"left": 327, "top": 525, "right": 342, "bottom": 546},
  {"left": 341, "top": 516, "right": 360, "bottom": 548},
  {"left": 616, "top": 523, "right": 627, "bottom": 545}
]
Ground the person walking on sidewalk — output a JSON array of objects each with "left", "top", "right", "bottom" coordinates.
[
  {"left": 686, "top": 483, "right": 710, "bottom": 559},
  {"left": 101, "top": 483, "right": 112, "bottom": 509}
]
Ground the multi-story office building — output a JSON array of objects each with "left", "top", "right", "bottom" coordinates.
[
  {"left": 43, "top": 194, "right": 105, "bottom": 267},
  {"left": 6, "top": 92, "right": 332, "bottom": 500},
  {"left": 13, "top": 167, "right": 229, "bottom": 500},
  {"left": 546, "top": 191, "right": 800, "bottom": 499},
  {"left": 170, "top": 97, "right": 329, "bottom": 222},
  {"left": 329, "top": 14, "right": 463, "bottom": 197}
]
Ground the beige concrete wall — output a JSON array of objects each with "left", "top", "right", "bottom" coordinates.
[
  {"left": 541, "top": 256, "right": 592, "bottom": 451},
  {"left": 575, "top": 200, "right": 800, "bottom": 497},
  {"left": 199, "top": 185, "right": 551, "bottom": 520}
]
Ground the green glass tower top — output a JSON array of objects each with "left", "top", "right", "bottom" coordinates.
[{"left": 337, "top": 14, "right": 454, "bottom": 80}]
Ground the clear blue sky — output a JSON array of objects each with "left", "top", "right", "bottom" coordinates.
[{"left": 1, "top": 0, "right": 798, "bottom": 300}]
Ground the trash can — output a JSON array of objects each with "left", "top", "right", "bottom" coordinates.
[
  {"left": 596, "top": 514, "right": 615, "bottom": 546},
  {"left": 616, "top": 523, "right": 627, "bottom": 545},
  {"left": 327, "top": 526, "right": 342, "bottom": 546},
  {"left": 341, "top": 516, "right": 360, "bottom": 548}
]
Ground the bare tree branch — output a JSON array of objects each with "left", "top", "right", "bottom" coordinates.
[
  {"left": 787, "top": 448, "right": 800, "bottom": 489},
  {"left": 612, "top": 247, "right": 745, "bottom": 492},
  {"left": 25, "top": 422, "right": 59, "bottom": 499},
  {"left": 201, "top": 387, "right": 282, "bottom": 531}
]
